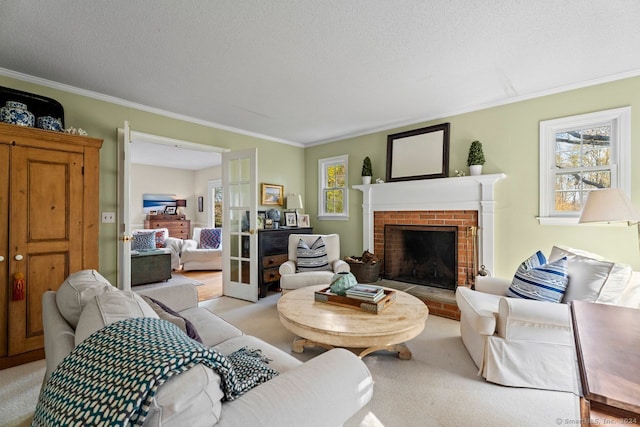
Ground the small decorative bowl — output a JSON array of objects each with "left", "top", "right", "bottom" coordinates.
[{"left": 36, "top": 116, "right": 63, "bottom": 132}]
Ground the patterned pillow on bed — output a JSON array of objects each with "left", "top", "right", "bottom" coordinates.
[{"left": 200, "top": 228, "right": 222, "bottom": 249}]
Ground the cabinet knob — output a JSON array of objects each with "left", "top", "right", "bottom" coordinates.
[
  {"left": 15, "top": 254, "right": 24, "bottom": 261},
  {"left": 0, "top": 256, "right": 4, "bottom": 262}
]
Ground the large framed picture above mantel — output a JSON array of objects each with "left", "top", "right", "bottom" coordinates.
[{"left": 386, "top": 122, "right": 450, "bottom": 182}]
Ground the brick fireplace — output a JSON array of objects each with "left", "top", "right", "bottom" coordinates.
[{"left": 354, "top": 174, "right": 506, "bottom": 319}]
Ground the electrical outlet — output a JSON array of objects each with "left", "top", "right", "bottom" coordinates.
[{"left": 101, "top": 212, "right": 116, "bottom": 223}]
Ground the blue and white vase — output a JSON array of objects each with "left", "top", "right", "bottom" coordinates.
[
  {"left": 0, "top": 101, "right": 35, "bottom": 127},
  {"left": 36, "top": 116, "right": 63, "bottom": 132}
]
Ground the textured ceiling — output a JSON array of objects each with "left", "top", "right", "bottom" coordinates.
[{"left": 1, "top": 0, "right": 640, "bottom": 146}]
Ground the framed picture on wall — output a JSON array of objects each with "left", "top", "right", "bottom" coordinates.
[{"left": 261, "top": 183, "right": 284, "bottom": 205}]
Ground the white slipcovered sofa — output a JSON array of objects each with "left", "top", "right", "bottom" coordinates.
[
  {"left": 181, "top": 227, "right": 223, "bottom": 271},
  {"left": 456, "top": 246, "right": 640, "bottom": 392},
  {"left": 41, "top": 270, "right": 373, "bottom": 426},
  {"left": 278, "top": 234, "right": 350, "bottom": 293}
]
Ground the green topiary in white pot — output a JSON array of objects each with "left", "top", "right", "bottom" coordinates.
[
  {"left": 467, "top": 140, "right": 485, "bottom": 176},
  {"left": 361, "top": 156, "right": 373, "bottom": 184}
]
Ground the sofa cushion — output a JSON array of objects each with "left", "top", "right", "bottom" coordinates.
[
  {"left": 549, "top": 246, "right": 629, "bottom": 304},
  {"left": 200, "top": 228, "right": 222, "bottom": 249},
  {"left": 296, "top": 237, "right": 331, "bottom": 272},
  {"left": 506, "top": 254, "right": 568, "bottom": 303},
  {"left": 56, "top": 269, "right": 115, "bottom": 328},
  {"left": 180, "top": 307, "right": 243, "bottom": 348},
  {"left": 140, "top": 295, "right": 203, "bottom": 343},
  {"left": 132, "top": 229, "right": 157, "bottom": 251},
  {"left": 75, "top": 291, "right": 158, "bottom": 345}
]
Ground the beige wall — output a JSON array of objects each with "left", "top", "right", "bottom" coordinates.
[
  {"left": 305, "top": 76, "right": 640, "bottom": 277},
  {"left": 0, "top": 75, "right": 305, "bottom": 284},
  {"left": 3, "top": 72, "right": 640, "bottom": 284}
]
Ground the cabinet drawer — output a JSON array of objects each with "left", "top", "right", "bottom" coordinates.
[
  {"left": 262, "top": 268, "right": 281, "bottom": 283},
  {"left": 262, "top": 253, "right": 288, "bottom": 268}
]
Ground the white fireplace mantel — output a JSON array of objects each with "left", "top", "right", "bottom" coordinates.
[{"left": 353, "top": 173, "right": 506, "bottom": 275}]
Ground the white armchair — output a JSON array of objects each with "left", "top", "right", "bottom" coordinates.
[
  {"left": 279, "top": 234, "right": 350, "bottom": 293},
  {"left": 181, "top": 227, "right": 223, "bottom": 271}
]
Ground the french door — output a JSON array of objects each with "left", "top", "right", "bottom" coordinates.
[{"left": 222, "top": 148, "right": 258, "bottom": 301}]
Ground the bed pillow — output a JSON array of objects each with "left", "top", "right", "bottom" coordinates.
[
  {"left": 548, "top": 246, "right": 616, "bottom": 303},
  {"left": 200, "top": 228, "right": 222, "bottom": 249},
  {"left": 506, "top": 252, "right": 569, "bottom": 303},
  {"left": 132, "top": 229, "right": 157, "bottom": 251},
  {"left": 296, "top": 237, "right": 331, "bottom": 272}
]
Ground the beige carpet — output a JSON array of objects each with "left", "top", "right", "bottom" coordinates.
[{"left": 0, "top": 293, "right": 580, "bottom": 427}]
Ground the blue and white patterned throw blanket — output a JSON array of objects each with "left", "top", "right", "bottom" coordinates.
[{"left": 32, "top": 318, "right": 278, "bottom": 427}]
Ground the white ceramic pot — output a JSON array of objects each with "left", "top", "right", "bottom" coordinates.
[
  {"left": 469, "top": 165, "right": 483, "bottom": 176},
  {"left": 362, "top": 176, "right": 372, "bottom": 184}
]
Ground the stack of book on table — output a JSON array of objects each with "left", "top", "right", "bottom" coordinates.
[{"left": 346, "top": 284, "right": 385, "bottom": 302}]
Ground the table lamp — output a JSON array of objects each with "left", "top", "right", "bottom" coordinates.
[
  {"left": 286, "top": 194, "right": 304, "bottom": 214},
  {"left": 579, "top": 188, "right": 640, "bottom": 250}
]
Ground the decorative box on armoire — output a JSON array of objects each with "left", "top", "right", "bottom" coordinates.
[{"left": 0, "top": 122, "right": 102, "bottom": 369}]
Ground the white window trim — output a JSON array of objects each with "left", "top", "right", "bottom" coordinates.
[
  {"left": 538, "top": 106, "right": 631, "bottom": 225},
  {"left": 317, "top": 154, "right": 349, "bottom": 220}
]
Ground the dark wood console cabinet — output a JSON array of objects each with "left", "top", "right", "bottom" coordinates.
[{"left": 258, "top": 227, "right": 313, "bottom": 298}]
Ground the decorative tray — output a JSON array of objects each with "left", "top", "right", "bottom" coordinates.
[{"left": 314, "top": 287, "right": 396, "bottom": 314}]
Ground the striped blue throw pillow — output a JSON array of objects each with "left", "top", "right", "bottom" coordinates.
[
  {"left": 296, "top": 237, "right": 332, "bottom": 272},
  {"left": 506, "top": 252, "right": 568, "bottom": 303}
]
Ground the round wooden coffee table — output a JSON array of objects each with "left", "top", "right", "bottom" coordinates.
[{"left": 277, "top": 284, "right": 429, "bottom": 359}]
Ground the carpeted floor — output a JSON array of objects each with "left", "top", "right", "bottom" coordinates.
[{"left": 0, "top": 293, "right": 581, "bottom": 427}]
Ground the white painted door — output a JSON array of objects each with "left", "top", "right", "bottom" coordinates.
[
  {"left": 222, "top": 148, "right": 258, "bottom": 301},
  {"left": 117, "top": 121, "right": 132, "bottom": 290}
]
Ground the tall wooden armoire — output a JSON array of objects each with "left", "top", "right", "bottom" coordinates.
[{"left": 0, "top": 122, "right": 102, "bottom": 369}]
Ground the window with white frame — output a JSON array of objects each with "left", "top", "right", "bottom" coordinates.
[
  {"left": 538, "top": 107, "right": 631, "bottom": 225},
  {"left": 318, "top": 154, "right": 349, "bottom": 220}
]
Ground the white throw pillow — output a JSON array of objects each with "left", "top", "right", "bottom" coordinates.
[
  {"left": 548, "top": 246, "right": 615, "bottom": 303},
  {"left": 74, "top": 291, "right": 158, "bottom": 345},
  {"left": 56, "top": 269, "right": 115, "bottom": 328}
]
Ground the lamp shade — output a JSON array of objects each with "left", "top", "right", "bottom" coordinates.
[
  {"left": 579, "top": 188, "right": 640, "bottom": 223},
  {"left": 286, "top": 194, "right": 303, "bottom": 210},
  {"left": 175, "top": 199, "right": 187, "bottom": 207}
]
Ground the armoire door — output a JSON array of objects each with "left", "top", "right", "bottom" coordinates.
[
  {"left": 7, "top": 145, "right": 85, "bottom": 356},
  {"left": 0, "top": 144, "right": 9, "bottom": 359}
]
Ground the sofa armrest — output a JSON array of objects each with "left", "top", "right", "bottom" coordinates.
[
  {"left": 497, "top": 297, "right": 572, "bottom": 344},
  {"left": 217, "top": 348, "right": 373, "bottom": 427},
  {"left": 279, "top": 260, "right": 296, "bottom": 275},
  {"left": 332, "top": 259, "right": 350, "bottom": 273},
  {"left": 476, "top": 276, "right": 511, "bottom": 295},
  {"left": 135, "top": 283, "right": 199, "bottom": 312},
  {"left": 42, "top": 291, "right": 76, "bottom": 384}
]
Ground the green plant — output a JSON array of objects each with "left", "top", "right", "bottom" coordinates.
[
  {"left": 361, "top": 156, "right": 373, "bottom": 176},
  {"left": 467, "top": 140, "right": 486, "bottom": 166}
]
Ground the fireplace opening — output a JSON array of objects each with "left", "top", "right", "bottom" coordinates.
[{"left": 383, "top": 225, "right": 458, "bottom": 291}]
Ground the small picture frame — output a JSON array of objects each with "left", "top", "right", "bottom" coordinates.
[
  {"left": 285, "top": 211, "right": 298, "bottom": 227},
  {"left": 149, "top": 210, "right": 158, "bottom": 215},
  {"left": 298, "top": 214, "right": 310, "bottom": 228},
  {"left": 264, "top": 218, "right": 274, "bottom": 229},
  {"left": 257, "top": 216, "right": 264, "bottom": 230},
  {"left": 164, "top": 206, "right": 177, "bottom": 215},
  {"left": 261, "top": 183, "right": 284, "bottom": 205}
]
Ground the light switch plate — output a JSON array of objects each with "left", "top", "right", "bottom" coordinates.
[{"left": 101, "top": 212, "right": 116, "bottom": 223}]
